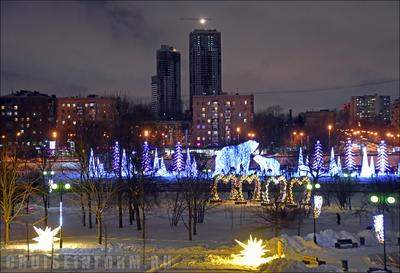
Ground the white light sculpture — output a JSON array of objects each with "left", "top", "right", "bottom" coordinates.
[
  {"left": 313, "top": 195, "right": 323, "bottom": 218},
  {"left": 33, "top": 226, "right": 61, "bottom": 251},
  {"left": 232, "top": 235, "right": 279, "bottom": 267},
  {"left": 360, "top": 146, "right": 373, "bottom": 178},
  {"left": 373, "top": 214, "right": 384, "bottom": 243}
]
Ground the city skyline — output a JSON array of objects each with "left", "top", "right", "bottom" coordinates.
[{"left": 1, "top": 1, "right": 399, "bottom": 113}]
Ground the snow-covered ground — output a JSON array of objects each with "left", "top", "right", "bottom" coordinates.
[{"left": 1, "top": 192, "right": 399, "bottom": 272}]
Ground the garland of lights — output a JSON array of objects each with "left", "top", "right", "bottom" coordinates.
[
  {"left": 238, "top": 175, "right": 261, "bottom": 201},
  {"left": 286, "top": 176, "right": 311, "bottom": 205},
  {"left": 211, "top": 174, "right": 237, "bottom": 201},
  {"left": 262, "top": 176, "right": 287, "bottom": 204}
]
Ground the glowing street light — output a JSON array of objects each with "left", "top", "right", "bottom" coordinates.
[
  {"left": 328, "top": 124, "right": 332, "bottom": 148},
  {"left": 200, "top": 18, "right": 206, "bottom": 25},
  {"left": 306, "top": 182, "right": 321, "bottom": 244}
]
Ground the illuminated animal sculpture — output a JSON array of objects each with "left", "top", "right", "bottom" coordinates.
[
  {"left": 214, "top": 140, "right": 259, "bottom": 176},
  {"left": 253, "top": 155, "right": 281, "bottom": 176}
]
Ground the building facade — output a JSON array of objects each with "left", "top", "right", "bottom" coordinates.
[
  {"left": 304, "top": 110, "right": 336, "bottom": 128},
  {"left": 156, "top": 45, "right": 181, "bottom": 120},
  {"left": 56, "top": 95, "right": 119, "bottom": 145},
  {"left": 189, "top": 29, "right": 222, "bottom": 114},
  {"left": 0, "top": 90, "right": 56, "bottom": 147},
  {"left": 391, "top": 98, "right": 400, "bottom": 132},
  {"left": 350, "top": 94, "right": 391, "bottom": 124},
  {"left": 191, "top": 94, "right": 254, "bottom": 147},
  {"left": 151, "top": 75, "right": 158, "bottom": 118}
]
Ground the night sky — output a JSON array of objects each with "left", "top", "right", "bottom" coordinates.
[{"left": 1, "top": 1, "right": 399, "bottom": 113}]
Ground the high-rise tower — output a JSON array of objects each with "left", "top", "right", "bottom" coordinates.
[
  {"left": 156, "top": 45, "right": 181, "bottom": 120},
  {"left": 189, "top": 29, "right": 221, "bottom": 114}
]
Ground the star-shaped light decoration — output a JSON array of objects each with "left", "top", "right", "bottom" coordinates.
[
  {"left": 231, "top": 235, "right": 280, "bottom": 267},
  {"left": 33, "top": 226, "right": 61, "bottom": 251}
]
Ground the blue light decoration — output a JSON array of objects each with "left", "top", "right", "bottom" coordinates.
[
  {"left": 360, "top": 146, "right": 373, "bottom": 178},
  {"left": 191, "top": 156, "right": 198, "bottom": 177},
  {"left": 329, "top": 147, "right": 339, "bottom": 176},
  {"left": 89, "top": 148, "right": 105, "bottom": 177},
  {"left": 295, "top": 147, "right": 311, "bottom": 177},
  {"left": 155, "top": 157, "right": 169, "bottom": 177},
  {"left": 370, "top": 156, "right": 376, "bottom": 177},
  {"left": 345, "top": 139, "right": 355, "bottom": 172},
  {"left": 142, "top": 141, "right": 152, "bottom": 174},
  {"left": 253, "top": 155, "right": 280, "bottom": 176},
  {"left": 312, "top": 140, "right": 324, "bottom": 174},
  {"left": 153, "top": 147, "right": 160, "bottom": 172},
  {"left": 398, "top": 161, "right": 400, "bottom": 177},
  {"left": 377, "top": 140, "right": 389, "bottom": 176},
  {"left": 337, "top": 156, "right": 343, "bottom": 176},
  {"left": 173, "top": 142, "right": 184, "bottom": 174},
  {"left": 214, "top": 140, "right": 259, "bottom": 176},
  {"left": 185, "top": 147, "right": 192, "bottom": 174},
  {"left": 112, "top": 141, "right": 120, "bottom": 172}
]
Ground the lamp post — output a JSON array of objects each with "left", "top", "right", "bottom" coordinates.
[
  {"left": 236, "top": 127, "right": 241, "bottom": 144},
  {"left": 51, "top": 181, "right": 71, "bottom": 248},
  {"left": 306, "top": 182, "right": 321, "bottom": 244},
  {"left": 328, "top": 124, "right": 332, "bottom": 148},
  {"left": 370, "top": 194, "right": 396, "bottom": 272}
]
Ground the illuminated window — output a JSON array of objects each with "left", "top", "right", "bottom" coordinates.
[
  {"left": 208, "top": 131, "right": 211, "bottom": 135},
  {"left": 1, "top": 105, "right": 4, "bottom": 110},
  {"left": 14, "top": 105, "right": 18, "bottom": 110},
  {"left": 62, "top": 120, "right": 65, "bottom": 125},
  {"left": 197, "top": 137, "right": 200, "bottom": 141},
  {"left": 244, "top": 118, "right": 247, "bottom": 123},
  {"left": 201, "top": 113, "right": 206, "bottom": 118},
  {"left": 26, "top": 124, "right": 30, "bottom": 128},
  {"left": 67, "top": 103, "right": 71, "bottom": 107},
  {"left": 62, "top": 104, "right": 65, "bottom": 107},
  {"left": 207, "top": 119, "right": 211, "bottom": 123},
  {"left": 202, "top": 107, "right": 205, "bottom": 112},
  {"left": 72, "top": 104, "right": 76, "bottom": 107},
  {"left": 14, "top": 117, "right": 18, "bottom": 122},
  {"left": 244, "top": 100, "right": 247, "bottom": 105},
  {"left": 73, "top": 121, "right": 77, "bottom": 125}
]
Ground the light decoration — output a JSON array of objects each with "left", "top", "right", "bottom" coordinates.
[
  {"left": 33, "top": 226, "right": 61, "bottom": 251},
  {"left": 231, "top": 235, "right": 280, "bottom": 267},
  {"left": 214, "top": 140, "right": 259, "bottom": 176},
  {"left": 112, "top": 141, "right": 120, "bottom": 171},
  {"left": 344, "top": 139, "right": 355, "bottom": 172},
  {"left": 337, "top": 156, "right": 342, "bottom": 176},
  {"left": 313, "top": 195, "right": 323, "bottom": 218},
  {"left": 360, "top": 146, "right": 373, "bottom": 178},
  {"left": 262, "top": 176, "right": 287, "bottom": 204},
  {"left": 253, "top": 155, "right": 281, "bottom": 176},
  {"left": 295, "top": 147, "right": 310, "bottom": 177},
  {"left": 173, "top": 142, "right": 184, "bottom": 173},
  {"left": 312, "top": 140, "right": 323, "bottom": 173},
  {"left": 239, "top": 175, "right": 261, "bottom": 201},
  {"left": 153, "top": 147, "right": 160, "bottom": 172},
  {"left": 328, "top": 147, "right": 339, "bottom": 176},
  {"left": 155, "top": 157, "right": 168, "bottom": 177},
  {"left": 211, "top": 175, "right": 236, "bottom": 201},
  {"left": 373, "top": 214, "right": 384, "bottom": 243},
  {"left": 142, "top": 141, "right": 152, "bottom": 174},
  {"left": 185, "top": 147, "right": 192, "bottom": 174},
  {"left": 377, "top": 140, "right": 389, "bottom": 175},
  {"left": 190, "top": 156, "right": 198, "bottom": 177},
  {"left": 286, "top": 176, "right": 311, "bottom": 205},
  {"left": 369, "top": 157, "right": 376, "bottom": 177}
]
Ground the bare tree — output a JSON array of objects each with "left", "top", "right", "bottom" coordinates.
[{"left": 0, "top": 146, "right": 35, "bottom": 244}]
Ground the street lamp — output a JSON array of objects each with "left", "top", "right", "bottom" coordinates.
[
  {"left": 328, "top": 124, "right": 332, "bottom": 148},
  {"left": 370, "top": 194, "right": 396, "bottom": 272},
  {"left": 306, "top": 182, "right": 321, "bottom": 244},
  {"left": 52, "top": 181, "right": 71, "bottom": 248}
]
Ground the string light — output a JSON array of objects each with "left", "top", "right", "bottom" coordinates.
[{"left": 313, "top": 195, "right": 323, "bottom": 218}]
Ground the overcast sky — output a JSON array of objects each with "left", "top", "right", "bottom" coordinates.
[{"left": 1, "top": 1, "right": 399, "bottom": 113}]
